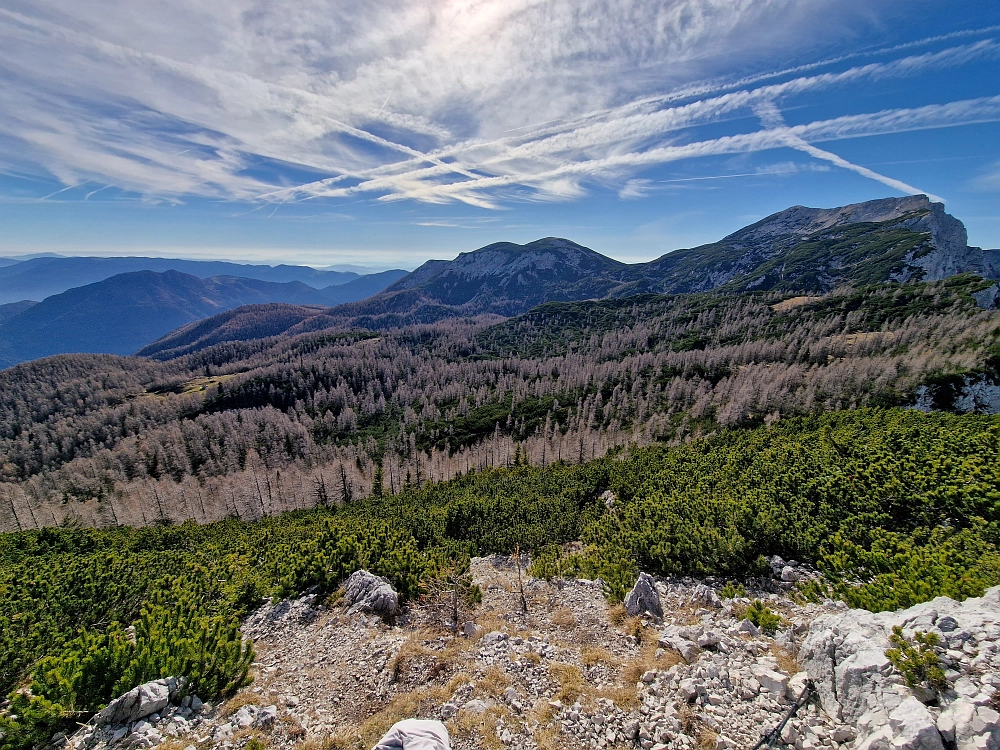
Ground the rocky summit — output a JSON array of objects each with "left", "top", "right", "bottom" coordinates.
[{"left": 58, "top": 558, "right": 999, "bottom": 750}]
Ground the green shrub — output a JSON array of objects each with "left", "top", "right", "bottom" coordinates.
[
  {"left": 886, "top": 626, "right": 948, "bottom": 694},
  {"left": 746, "top": 600, "right": 781, "bottom": 635},
  {"left": 719, "top": 581, "right": 747, "bottom": 599}
]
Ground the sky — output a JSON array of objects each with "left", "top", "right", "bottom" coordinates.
[{"left": 0, "top": 1, "right": 998, "bottom": 269}]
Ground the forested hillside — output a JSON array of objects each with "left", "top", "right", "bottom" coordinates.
[{"left": 0, "top": 275, "right": 997, "bottom": 531}]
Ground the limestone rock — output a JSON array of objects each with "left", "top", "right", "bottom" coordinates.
[
  {"left": 889, "top": 697, "right": 945, "bottom": 750},
  {"left": 343, "top": 569, "right": 399, "bottom": 616},
  {"left": 625, "top": 572, "right": 663, "bottom": 619},
  {"left": 688, "top": 583, "right": 722, "bottom": 608},
  {"left": 801, "top": 586, "right": 1000, "bottom": 750},
  {"left": 939, "top": 700, "right": 1000, "bottom": 750},
  {"left": 94, "top": 678, "right": 184, "bottom": 726}
]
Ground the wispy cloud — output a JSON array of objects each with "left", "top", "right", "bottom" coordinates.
[
  {"left": 0, "top": 1, "right": 996, "bottom": 208},
  {"left": 971, "top": 160, "right": 1000, "bottom": 192}
]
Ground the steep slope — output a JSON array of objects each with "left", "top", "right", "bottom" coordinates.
[
  {"left": 0, "top": 300, "right": 37, "bottom": 324},
  {"left": 0, "top": 256, "right": 363, "bottom": 304},
  {"left": 632, "top": 195, "right": 992, "bottom": 294}
]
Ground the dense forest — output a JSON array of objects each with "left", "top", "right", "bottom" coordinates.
[
  {"left": 0, "top": 275, "right": 997, "bottom": 531},
  {"left": 1, "top": 408, "right": 997, "bottom": 749}
]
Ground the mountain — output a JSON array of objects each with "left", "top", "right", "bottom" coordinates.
[
  {"left": 0, "top": 256, "right": 367, "bottom": 304},
  {"left": 382, "top": 237, "right": 630, "bottom": 316},
  {"left": 632, "top": 195, "right": 1000, "bottom": 295},
  {"left": 0, "top": 268, "right": 406, "bottom": 366},
  {"left": 0, "top": 300, "right": 37, "bottom": 324},
  {"left": 319, "top": 195, "right": 1000, "bottom": 321},
  {"left": 135, "top": 303, "right": 334, "bottom": 359},
  {"left": 134, "top": 195, "right": 999, "bottom": 358}
]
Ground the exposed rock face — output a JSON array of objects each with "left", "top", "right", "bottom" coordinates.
[
  {"left": 913, "top": 374, "right": 1000, "bottom": 415},
  {"left": 94, "top": 678, "right": 185, "bottom": 726},
  {"left": 800, "top": 586, "right": 1000, "bottom": 750},
  {"left": 343, "top": 569, "right": 399, "bottom": 616},
  {"left": 625, "top": 572, "right": 663, "bottom": 619}
]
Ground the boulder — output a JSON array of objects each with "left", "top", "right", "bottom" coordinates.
[
  {"left": 94, "top": 678, "right": 184, "bottom": 726},
  {"left": 625, "top": 572, "right": 663, "bottom": 619},
  {"left": 938, "top": 700, "right": 1000, "bottom": 750},
  {"left": 343, "top": 569, "right": 399, "bottom": 616},
  {"left": 888, "top": 697, "right": 945, "bottom": 750},
  {"left": 462, "top": 699, "right": 488, "bottom": 714},
  {"left": 751, "top": 664, "right": 789, "bottom": 698},
  {"left": 658, "top": 627, "right": 700, "bottom": 662},
  {"left": 688, "top": 584, "right": 722, "bottom": 609},
  {"left": 781, "top": 565, "right": 801, "bottom": 582}
]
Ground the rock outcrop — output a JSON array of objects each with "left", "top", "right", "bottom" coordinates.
[
  {"left": 343, "top": 569, "right": 400, "bottom": 616},
  {"left": 625, "top": 572, "right": 663, "bottom": 619},
  {"left": 94, "top": 678, "right": 185, "bottom": 727},
  {"left": 800, "top": 586, "right": 1000, "bottom": 750},
  {"left": 59, "top": 564, "right": 999, "bottom": 750}
]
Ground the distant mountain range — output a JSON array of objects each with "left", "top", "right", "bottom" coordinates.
[
  {"left": 0, "top": 268, "right": 406, "bottom": 367},
  {"left": 0, "top": 255, "right": 375, "bottom": 304},
  {"left": 367, "top": 195, "right": 999, "bottom": 318},
  {"left": 143, "top": 195, "right": 997, "bottom": 358},
  {"left": 4, "top": 195, "right": 998, "bottom": 368}
]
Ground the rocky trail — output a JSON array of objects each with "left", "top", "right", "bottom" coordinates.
[{"left": 63, "top": 557, "right": 999, "bottom": 750}]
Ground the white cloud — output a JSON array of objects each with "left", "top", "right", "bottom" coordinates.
[
  {"left": 0, "top": 1, "right": 995, "bottom": 206},
  {"left": 619, "top": 179, "right": 656, "bottom": 199}
]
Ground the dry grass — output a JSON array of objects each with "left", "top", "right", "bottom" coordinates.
[
  {"left": 298, "top": 737, "right": 340, "bottom": 750},
  {"left": 475, "top": 611, "right": 512, "bottom": 637},
  {"left": 534, "top": 723, "right": 567, "bottom": 750},
  {"left": 612, "top": 641, "right": 683, "bottom": 710},
  {"left": 697, "top": 724, "right": 719, "bottom": 750},
  {"left": 548, "top": 662, "right": 590, "bottom": 704},
  {"left": 771, "top": 295, "right": 821, "bottom": 313},
  {"left": 326, "top": 678, "right": 460, "bottom": 750},
  {"left": 607, "top": 605, "right": 645, "bottom": 642},
  {"left": 449, "top": 705, "right": 512, "bottom": 750},
  {"left": 235, "top": 730, "right": 268, "bottom": 750},
  {"left": 477, "top": 665, "right": 512, "bottom": 698},
  {"left": 389, "top": 635, "right": 432, "bottom": 681},
  {"left": 608, "top": 604, "right": 629, "bottom": 626},
  {"left": 219, "top": 691, "right": 262, "bottom": 717},
  {"left": 388, "top": 630, "right": 473, "bottom": 682},
  {"left": 529, "top": 697, "right": 558, "bottom": 726},
  {"left": 550, "top": 607, "right": 577, "bottom": 629},
  {"left": 158, "top": 741, "right": 203, "bottom": 750},
  {"left": 770, "top": 644, "right": 800, "bottom": 675},
  {"left": 323, "top": 587, "right": 345, "bottom": 608},
  {"left": 581, "top": 645, "right": 615, "bottom": 667}
]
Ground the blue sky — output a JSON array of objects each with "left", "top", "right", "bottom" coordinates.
[{"left": 0, "top": 0, "right": 998, "bottom": 269}]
